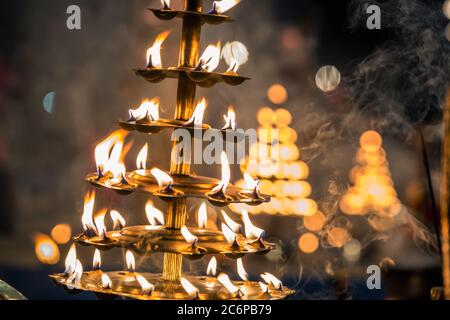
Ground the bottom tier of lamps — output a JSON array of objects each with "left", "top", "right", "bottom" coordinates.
[{"left": 49, "top": 271, "right": 295, "bottom": 300}]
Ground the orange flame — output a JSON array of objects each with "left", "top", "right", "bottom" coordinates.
[
  {"left": 226, "top": 57, "right": 240, "bottom": 73},
  {"left": 244, "top": 172, "right": 259, "bottom": 191},
  {"left": 222, "top": 106, "right": 236, "bottom": 130},
  {"left": 212, "top": 0, "right": 241, "bottom": 14},
  {"left": 93, "top": 249, "right": 101, "bottom": 270},
  {"left": 237, "top": 258, "right": 248, "bottom": 281},
  {"left": 242, "top": 209, "right": 264, "bottom": 239},
  {"left": 261, "top": 272, "right": 283, "bottom": 290},
  {"left": 146, "top": 31, "right": 170, "bottom": 68},
  {"left": 221, "top": 210, "right": 241, "bottom": 233},
  {"left": 221, "top": 222, "right": 237, "bottom": 244},
  {"left": 94, "top": 130, "right": 128, "bottom": 176},
  {"left": 136, "top": 143, "right": 148, "bottom": 170},
  {"left": 94, "top": 209, "right": 108, "bottom": 238},
  {"left": 181, "top": 278, "right": 199, "bottom": 298},
  {"left": 211, "top": 152, "right": 231, "bottom": 194},
  {"left": 151, "top": 167, "right": 173, "bottom": 188},
  {"left": 186, "top": 98, "right": 207, "bottom": 126},
  {"left": 64, "top": 244, "right": 77, "bottom": 275},
  {"left": 145, "top": 200, "right": 165, "bottom": 226},
  {"left": 126, "top": 250, "right": 135, "bottom": 272},
  {"left": 81, "top": 191, "right": 96, "bottom": 234},
  {"left": 67, "top": 259, "right": 83, "bottom": 284},
  {"left": 197, "top": 202, "right": 208, "bottom": 229},
  {"left": 198, "top": 42, "right": 221, "bottom": 72},
  {"left": 100, "top": 273, "right": 112, "bottom": 289},
  {"left": 217, "top": 273, "right": 240, "bottom": 295},
  {"left": 136, "top": 274, "right": 155, "bottom": 295},
  {"left": 181, "top": 226, "right": 198, "bottom": 246},
  {"left": 110, "top": 210, "right": 126, "bottom": 230},
  {"left": 207, "top": 257, "right": 217, "bottom": 277},
  {"left": 129, "top": 98, "right": 160, "bottom": 122},
  {"left": 161, "top": 0, "right": 170, "bottom": 8},
  {"left": 259, "top": 281, "right": 269, "bottom": 293}
]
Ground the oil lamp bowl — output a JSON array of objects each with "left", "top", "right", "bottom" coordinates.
[
  {"left": 134, "top": 68, "right": 249, "bottom": 87},
  {"left": 50, "top": 271, "right": 295, "bottom": 300},
  {"left": 85, "top": 171, "right": 270, "bottom": 206},
  {"left": 74, "top": 225, "right": 274, "bottom": 257},
  {"left": 149, "top": 8, "right": 232, "bottom": 25}
]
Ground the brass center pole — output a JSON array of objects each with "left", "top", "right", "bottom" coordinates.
[
  {"left": 163, "top": 0, "right": 203, "bottom": 281},
  {"left": 441, "top": 89, "right": 450, "bottom": 299}
]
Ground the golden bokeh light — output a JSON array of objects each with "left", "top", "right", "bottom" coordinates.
[
  {"left": 304, "top": 211, "right": 326, "bottom": 232},
  {"left": 279, "top": 127, "right": 298, "bottom": 144},
  {"left": 327, "top": 227, "right": 350, "bottom": 248},
  {"left": 34, "top": 233, "right": 60, "bottom": 265},
  {"left": 51, "top": 223, "right": 72, "bottom": 244},
  {"left": 256, "top": 107, "right": 275, "bottom": 126},
  {"left": 292, "top": 198, "right": 317, "bottom": 216},
  {"left": 267, "top": 84, "right": 288, "bottom": 105},
  {"left": 274, "top": 108, "right": 292, "bottom": 128},
  {"left": 298, "top": 233, "right": 319, "bottom": 254}
]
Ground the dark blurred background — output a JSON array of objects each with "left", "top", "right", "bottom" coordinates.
[{"left": 0, "top": 0, "right": 447, "bottom": 299}]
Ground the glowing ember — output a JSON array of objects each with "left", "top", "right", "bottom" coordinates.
[
  {"left": 222, "top": 106, "right": 236, "bottom": 130},
  {"left": 185, "top": 98, "right": 207, "bottom": 127},
  {"left": 64, "top": 244, "right": 77, "bottom": 275},
  {"left": 136, "top": 143, "right": 148, "bottom": 170},
  {"left": 136, "top": 274, "right": 155, "bottom": 295},
  {"left": 93, "top": 249, "right": 101, "bottom": 270},
  {"left": 217, "top": 273, "right": 240, "bottom": 295},
  {"left": 150, "top": 167, "right": 173, "bottom": 188},
  {"left": 181, "top": 278, "right": 199, "bottom": 298},
  {"left": 34, "top": 233, "right": 60, "bottom": 265},
  {"left": 145, "top": 200, "right": 165, "bottom": 226},
  {"left": 241, "top": 209, "right": 264, "bottom": 239},
  {"left": 197, "top": 42, "right": 221, "bottom": 72},
  {"left": 100, "top": 273, "right": 112, "bottom": 289},
  {"left": 211, "top": 0, "right": 241, "bottom": 14},
  {"left": 146, "top": 31, "right": 170, "bottom": 68},
  {"left": 221, "top": 210, "right": 241, "bottom": 233},
  {"left": 211, "top": 152, "right": 231, "bottom": 194},
  {"left": 94, "top": 209, "right": 108, "bottom": 238},
  {"left": 81, "top": 190, "right": 97, "bottom": 234},
  {"left": 128, "top": 99, "right": 160, "bottom": 123},
  {"left": 221, "top": 223, "right": 238, "bottom": 245},
  {"left": 181, "top": 226, "right": 198, "bottom": 246},
  {"left": 126, "top": 250, "right": 136, "bottom": 272},
  {"left": 197, "top": 202, "right": 208, "bottom": 229},
  {"left": 236, "top": 258, "right": 248, "bottom": 281},
  {"left": 261, "top": 272, "right": 283, "bottom": 290},
  {"left": 110, "top": 209, "right": 126, "bottom": 230},
  {"left": 207, "top": 257, "right": 217, "bottom": 277}
]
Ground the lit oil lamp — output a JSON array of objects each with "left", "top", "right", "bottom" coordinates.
[
  {"left": 136, "top": 273, "right": 155, "bottom": 296},
  {"left": 110, "top": 210, "right": 126, "bottom": 230},
  {"left": 100, "top": 273, "right": 112, "bottom": 290},
  {"left": 64, "top": 244, "right": 77, "bottom": 276},
  {"left": 222, "top": 106, "right": 236, "bottom": 130},
  {"left": 67, "top": 259, "right": 83, "bottom": 286},
  {"left": 181, "top": 278, "right": 199, "bottom": 300},
  {"left": 94, "top": 130, "right": 128, "bottom": 180},
  {"left": 209, "top": 0, "right": 241, "bottom": 15},
  {"left": 145, "top": 200, "right": 165, "bottom": 226},
  {"left": 94, "top": 209, "right": 108, "bottom": 239},
  {"left": 195, "top": 42, "right": 221, "bottom": 72},
  {"left": 208, "top": 152, "right": 232, "bottom": 203},
  {"left": 92, "top": 249, "right": 101, "bottom": 271},
  {"left": 146, "top": 31, "right": 170, "bottom": 69},
  {"left": 241, "top": 209, "right": 265, "bottom": 248},
  {"left": 197, "top": 202, "right": 208, "bottom": 229},
  {"left": 181, "top": 226, "right": 199, "bottom": 250},
  {"left": 217, "top": 273, "right": 242, "bottom": 299},
  {"left": 150, "top": 167, "right": 183, "bottom": 199},
  {"left": 205, "top": 257, "right": 218, "bottom": 288},
  {"left": 243, "top": 172, "right": 263, "bottom": 200},
  {"left": 221, "top": 223, "right": 240, "bottom": 250},
  {"left": 185, "top": 98, "right": 207, "bottom": 127},
  {"left": 128, "top": 99, "right": 160, "bottom": 123},
  {"left": 125, "top": 250, "right": 136, "bottom": 274},
  {"left": 160, "top": 0, "right": 171, "bottom": 10},
  {"left": 261, "top": 272, "right": 283, "bottom": 291},
  {"left": 221, "top": 210, "right": 241, "bottom": 233},
  {"left": 81, "top": 191, "right": 97, "bottom": 237},
  {"left": 136, "top": 143, "right": 148, "bottom": 171}
]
